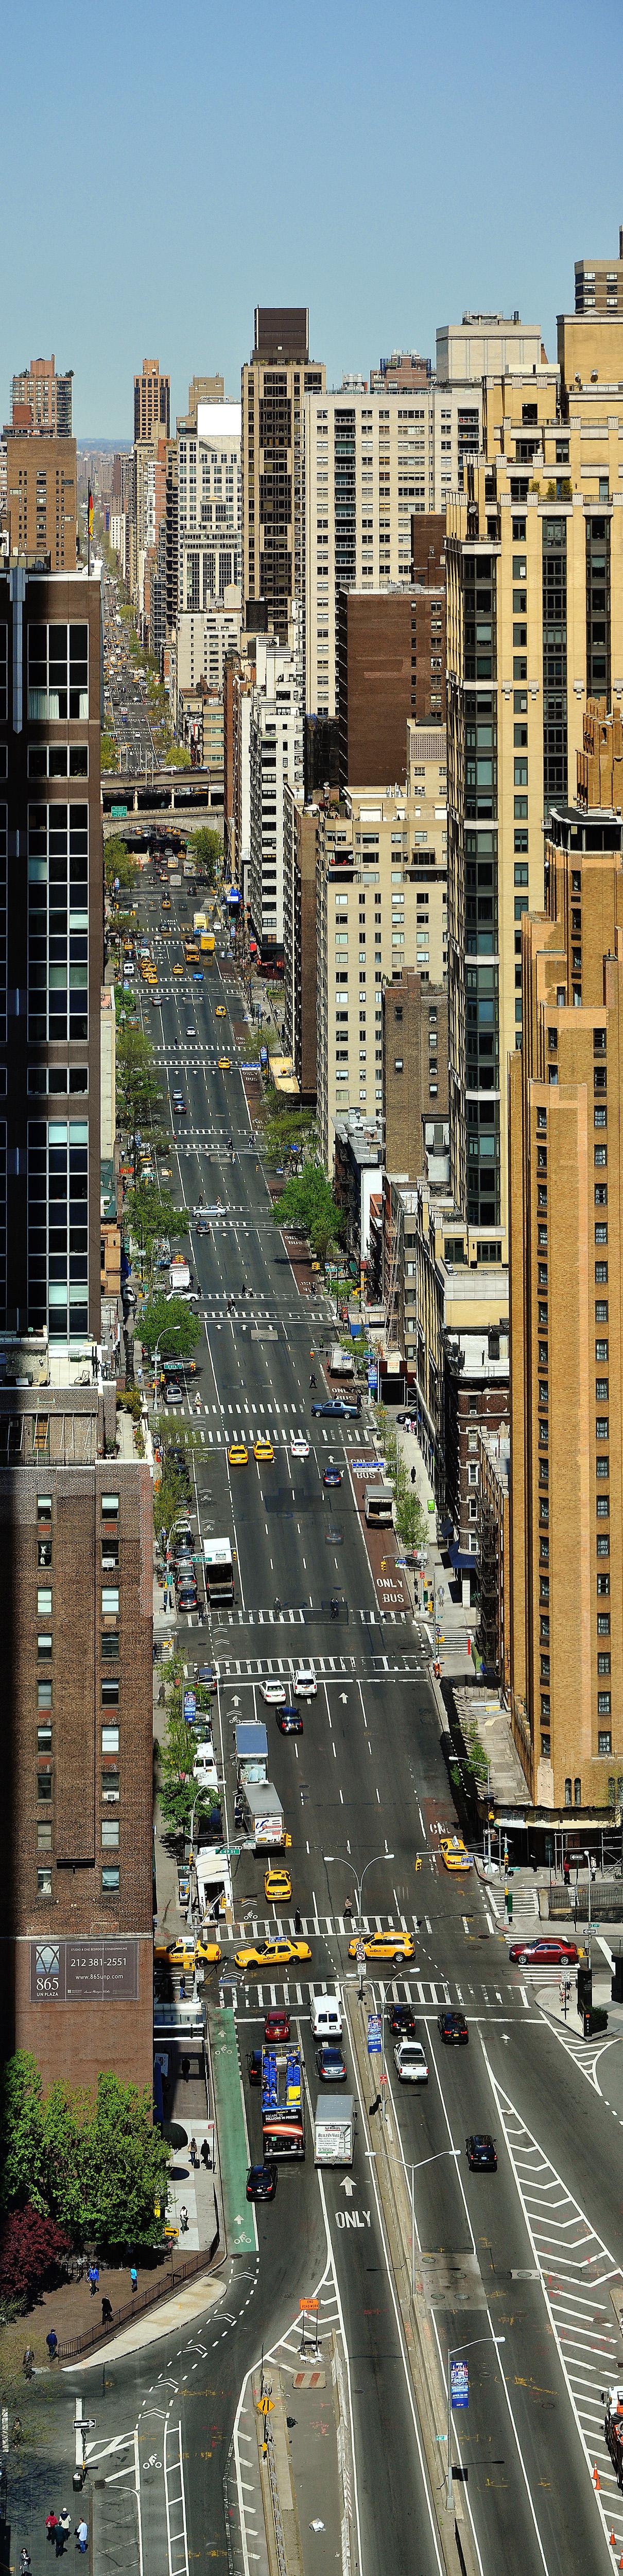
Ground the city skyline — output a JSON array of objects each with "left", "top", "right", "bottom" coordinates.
[{"left": 4, "top": 0, "right": 623, "bottom": 435}]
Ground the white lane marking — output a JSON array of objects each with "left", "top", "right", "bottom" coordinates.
[
  {"left": 481, "top": 2044, "right": 623, "bottom": 2563},
  {"left": 341, "top": 2012, "right": 445, "bottom": 2576}
]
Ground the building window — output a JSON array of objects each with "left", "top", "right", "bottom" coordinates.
[
  {"left": 37, "top": 1586, "right": 52, "bottom": 1616},
  {"left": 38, "top": 1679, "right": 52, "bottom": 1709},
  {"left": 541, "top": 1735, "right": 550, "bottom": 1760},
  {"left": 101, "top": 1724, "right": 119, "bottom": 1754},
  {"left": 101, "top": 1866, "right": 119, "bottom": 1891},
  {"left": 37, "top": 1724, "right": 52, "bottom": 1753},
  {"left": 101, "top": 1632, "right": 119, "bottom": 1660},
  {"left": 101, "top": 1820, "right": 119, "bottom": 1849},
  {"left": 37, "top": 1633, "right": 52, "bottom": 1660},
  {"left": 101, "top": 1586, "right": 119, "bottom": 1616},
  {"left": 564, "top": 1778, "right": 572, "bottom": 1807},
  {"left": 37, "top": 1868, "right": 53, "bottom": 1897},
  {"left": 37, "top": 1773, "right": 53, "bottom": 1802},
  {"left": 37, "top": 1496, "right": 52, "bottom": 1524},
  {"left": 598, "top": 1732, "right": 612, "bottom": 1755},
  {"left": 597, "top": 1691, "right": 611, "bottom": 1714}
]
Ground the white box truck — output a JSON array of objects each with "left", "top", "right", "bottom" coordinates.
[{"left": 314, "top": 2094, "right": 355, "bottom": 2166}]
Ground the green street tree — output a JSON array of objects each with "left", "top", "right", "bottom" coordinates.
[
  {"left": 0, "top": 2054, "right": 170, "bottom": 2250},
  {"left": 124, "top": 1184, "right": 189, "bottom": 1281},
  {"left": 101, "top": 730, "right": 119, "bottom": 773},
  {"left": 394, "top": 1487, "right": 428, "bottom": 1551},
  {"left": 273, "top": 1164, "right": 343, "bottom": 1265},
  {"left": 116, "top": 1026, "right": 163, "bottom": 1171},
  {"left": 186, "top": 826, "right": 223, "bottom": 880},
  {"left": 139, "top": 1294, "right": 201, "bottom": 1364},
  {"left": 105, "top": 837, "right": 138, "bottom": 895}
]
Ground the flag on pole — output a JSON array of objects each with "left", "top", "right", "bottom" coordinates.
[{"left": 88, "top": 483, "right": 94, "bottom": 539}]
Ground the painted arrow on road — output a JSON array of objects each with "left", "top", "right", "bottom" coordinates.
[{"left": 340, "top": 2176, "right": 356, "bottom": 2197}]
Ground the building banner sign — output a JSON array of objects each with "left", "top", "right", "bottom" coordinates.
[
  {"left": 30, "top": 1939, "right": 140, "bottom": 2004},
  {"left": 451, "top": 2361, "right": 469, "bottom": 2411}
]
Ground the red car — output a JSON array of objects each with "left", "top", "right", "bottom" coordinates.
[
  {"left": 508, "top": 1935, "right": 579, "bottom": 1966},
  {"left": 264, "top": 2006, "right": 291, "bottom": 2042}
]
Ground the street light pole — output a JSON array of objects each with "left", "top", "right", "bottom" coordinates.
[
  {"left": 323, "top": 1850, "right": 395, "bottom": 1937},
  {"left": 447, "top": 2335, "right": 505, "bottom": 2510}
]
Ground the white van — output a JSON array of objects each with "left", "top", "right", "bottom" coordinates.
[
  {"left": 310, "top": 1994, "right": 343, "bottom": 2042},
  {"left": 193, "top": 1741, "right": 218, "bottom": 1792}
]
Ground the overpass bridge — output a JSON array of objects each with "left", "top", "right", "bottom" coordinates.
[{"left": 101, "top": 765, "right": 223, "bottom": 820}]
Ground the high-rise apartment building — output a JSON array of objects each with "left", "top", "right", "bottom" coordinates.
[
  {"left": 0, "top": 560, "right": 103, "bottom": 1350},
  {"left": 241, "top": 310, "right": 325, "bottom": 641},
  {"left": 176, "top": 599, "right": 241, "bottom": 699},
  {"left": 133, "top": 359, "right": 170, "bottom": 444},
  {"left": 0, "top": 1388, "right": 153, "bottom": 2094},
  {"left": 444, "top": 291, "right": 623, "bottom": 1265},
  {"left": 4, "top": 435, "right": 78, "bottom": 570},
  {"left": 177, "top": 403, "right": 241, "bottom": 611},
  {"left": 304, "top": 385, "right": 478, "bottom": 719},
  {"left": 11, "top": 358, "right": 73, "bottom": 438},
  {"left": 337, "top": 569, "right": 445, "bottom": 788},
  {"left": 509, "top": 796, "right": 623, "bottom": 1815},
  {"left": 248, "top": 633, "right": 303, "bottom": 962},
  {"left": 315, "top": 753, "right": 447, "bottom": 1167},
  {"left": 575, "top": 229, "right": 623, "bottom": 313},
  {"left": 283, "top": 788, "right": 318, "bottom": 1100},
  {"left": 382, "top": 965, "right": 448, "bottom": 1181}
]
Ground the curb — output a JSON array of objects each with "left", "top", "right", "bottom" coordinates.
[
  {"left": 345, "top": 1990, "right": 480, "bottom": 2576},
  {"left": 329, "top": 2330, "right": 357, "bottom": 2576}
]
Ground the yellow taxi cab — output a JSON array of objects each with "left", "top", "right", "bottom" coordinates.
[
  {"left": 218, "top": 1056, "right": 231, "bottom": 1071},
  {"left": 253, "top": 1436, "right": 274, "bottom": 1463},
  {"left": 145, "top": 968, "right": 158, "bottom": 985},
  {"left": 162, "top": 896, "right": 171, "bottom": 910},
  {"left": 264, "top": 1867, "right": 292, "bottom": 1904},
  {"left": 235, "top": 1937, "right": 312, "bottom": 1970},
  {"left": 215, "top": 1003, "right": 227, "bottom": 1018},
  {"left": 439, "top": 1835, "right": 472, "bottom": 1873},
  {"left": 228, "top": 1440, "right": 248, "bottom": 1466},
  {"left": 172, "top": 961, "right": 184, "bottom": 976},
  {"left": 160, "top": 1939, "right": 196, "bottom": 1972},
  {"left": 348, "top": 1929, "right": 415, "bottom": 1963},
  {"left": 195, "top": 1933, "right": 221, "bottom": 1964}
]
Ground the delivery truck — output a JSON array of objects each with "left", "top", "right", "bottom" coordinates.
[
  {"left": 314, "top": 2094, "right": 356, "bottom": 2167},
  {"left": 239, "top": 1781, "right": 286, "bottom": 1850},
  {"left": 328, "top": 1344, "right": 355, "bottom": 1379},
  {"left": 262, "top": 2042, "right": 305, "bottom": 2158}
]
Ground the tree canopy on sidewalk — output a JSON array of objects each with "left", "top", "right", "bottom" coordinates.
[
  {"left": 272, "top": 1163, "right": 343, "bottom": 1264},
  {"left": 0, "top": 2055, "right": 170, "bottom": 2249}
]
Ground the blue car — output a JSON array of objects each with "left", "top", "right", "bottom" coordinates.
[{"left": 323, "top": 1465, "right": 343, "bottom": 1487}]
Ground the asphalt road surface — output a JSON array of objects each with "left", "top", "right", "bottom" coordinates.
[{"left": 23, "top": 883, "right": 619, "bottom": 2576}]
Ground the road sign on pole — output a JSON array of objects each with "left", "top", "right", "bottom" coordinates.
[{"left": 356, "top": 1939, "right": 366, "bottom": 1965}]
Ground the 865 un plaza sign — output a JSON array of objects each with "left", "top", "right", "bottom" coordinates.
[{"left": 30, "top": 1940, "right": 140, "bottom": 2003}]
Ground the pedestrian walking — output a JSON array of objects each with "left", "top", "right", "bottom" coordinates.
[
  {"left": 189, "top": 2136, "right": 198, "bottom": 2168},
  {"left": 88, "top": 2263, "right": 99, "bottom": 2298},
  {"left": 20, "top": 2549, "right": 31, "bottom": 2574},
  {"left": 75, "top": 2518, "right": 89, "bottom": 2553},
  {"left": 55, "top": 2521, "right": 66, "bottom": 2558},
  {"left": 58, "top": 2512, "right": 71, "bottom": 2553},
  {"left": 101, "top": 2296, "right": 113, "bottom": 2327},
  {"left": 22, "top": 2346, "right": 33, "bottom": 2379},
  {"left": 130, "top": 2265, "right": 138, "bottom": 2294},
  {"left": 46, "top": 2512, "right": 58, "bottom": 2545},
  {"left": 200, "top": 2137, "right": 211, "bottom": 2170},
  {"left": 46, "top": 2327, "right": 58, "bottom": 2362}
]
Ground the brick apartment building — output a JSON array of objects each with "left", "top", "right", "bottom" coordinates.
[
  {"left": 4, "top": 434, "right": 78, "bottom": 569},
  {"left": 0, "top": 1389, "right": 153, "bottom": 2095},
  {"left": 382, "top": 965, "right": 448, "bottom": 1180},
  {"left": 337, "top": 539, "right": 445, "bottom": 790}
]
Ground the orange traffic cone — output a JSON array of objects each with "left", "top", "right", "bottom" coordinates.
[
  {"left": 610, "top": 2532, "right": 615, "bottom": 2550},
  {"left": 594, "top": 2463, "right": 601, "bottom": 2489}
]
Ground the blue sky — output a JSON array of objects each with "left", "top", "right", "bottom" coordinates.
[{"left": 5, "top": 0, "right": 623, "bottom": 437}]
